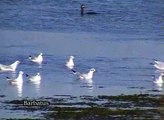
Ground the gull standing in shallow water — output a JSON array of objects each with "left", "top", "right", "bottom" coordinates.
[
  {"left": 72, "top": 68, "right": 96, "bottom": 80},
  {"left": 0, "top": 60, "right": 20, "bottom": 72},
  {"left": 29, "top": 53, "right": 43, "bottom": 64},
  {"left": 26, "top": 73, "right": 41, "bottom": 82},
  {"left": 26, "top": 73, "right": 41, "bottom": 94},
  {"left": 153, "top": 60, "right": 164, "bottom": 70},
  {"left": 153, "top": 73, "right": 164, "bottom": 84},
  {"left": 65, "top": 56, "right": 74, "bottom": 69},
  {"left": 7, "top": 71, "right": 24, "bottom": 85}
]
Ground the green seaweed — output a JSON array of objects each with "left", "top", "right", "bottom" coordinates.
[
  {"left": 2, "top": 94, "right": 164, "bottom": 119},
  {"left": 45, "top": 107, "right": 160, "bottom": 119}
]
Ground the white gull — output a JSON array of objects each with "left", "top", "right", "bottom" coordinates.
[
  {"left": 26, "top": 72, "right": 41, "bottom": 82},
  {"left": 0, "top": 60, "right": 20, "bottom": 72},
  {"left": 29, "top": 53, "right": 43, "bottom": 64},
  {"left": 153, "top": 60, "right": 164, "bottom": 70},
  {"left": 153, "top": 73, "right": 164, "bottom": 84},
  {"left": 72, "top": 68, "right": 96, "bottom": 80},
  {"left": 7, "top": 71, "right": 24, "bottom": 85},
  {"left": 65, "top": 56, "right": 74, "bottom": 69}
]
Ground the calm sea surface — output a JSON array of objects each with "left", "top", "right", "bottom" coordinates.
[{"left": 0, "top": 0, "right": 164, "bottom": 118}]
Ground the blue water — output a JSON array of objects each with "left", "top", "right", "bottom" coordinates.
[
  {"left": 0, "top": 0, "right": 163, "bottom": 34},
  {"left": 0, "top": 0, "right": 164, "bottom": 118}
]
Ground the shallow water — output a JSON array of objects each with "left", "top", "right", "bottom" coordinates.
[
  {"left": 0, "top": 0, "right": 164, "bottom": 118},
  {"left": 0, "top": 30, "right": 163, "bottom": 100}
]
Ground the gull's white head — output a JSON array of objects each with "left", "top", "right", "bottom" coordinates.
[
  {"left": 16, "top": 60, "right": 20, "bottom": 64},
  {"left": 39, "top": 53, "right": 43, "bottom": 56},
  {"left": 90, "top": 68, "right": 96, "bottom": 72},
  {"left": 19, "top": 71, "right": 24, "bottom": 75},
  {"left": 70, "top": 56, "right": 74, "bottom": 59},
  {"left": 37, "top": 73, "right": 40, "bottom": 76}
]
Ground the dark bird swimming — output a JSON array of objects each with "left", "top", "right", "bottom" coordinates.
[{"left": 81, "top": 4, "right": 99, "bottom": 15}]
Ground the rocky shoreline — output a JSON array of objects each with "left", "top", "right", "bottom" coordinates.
[{"left": 1, "top": 94, "right": 164, "bottom": 119}]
